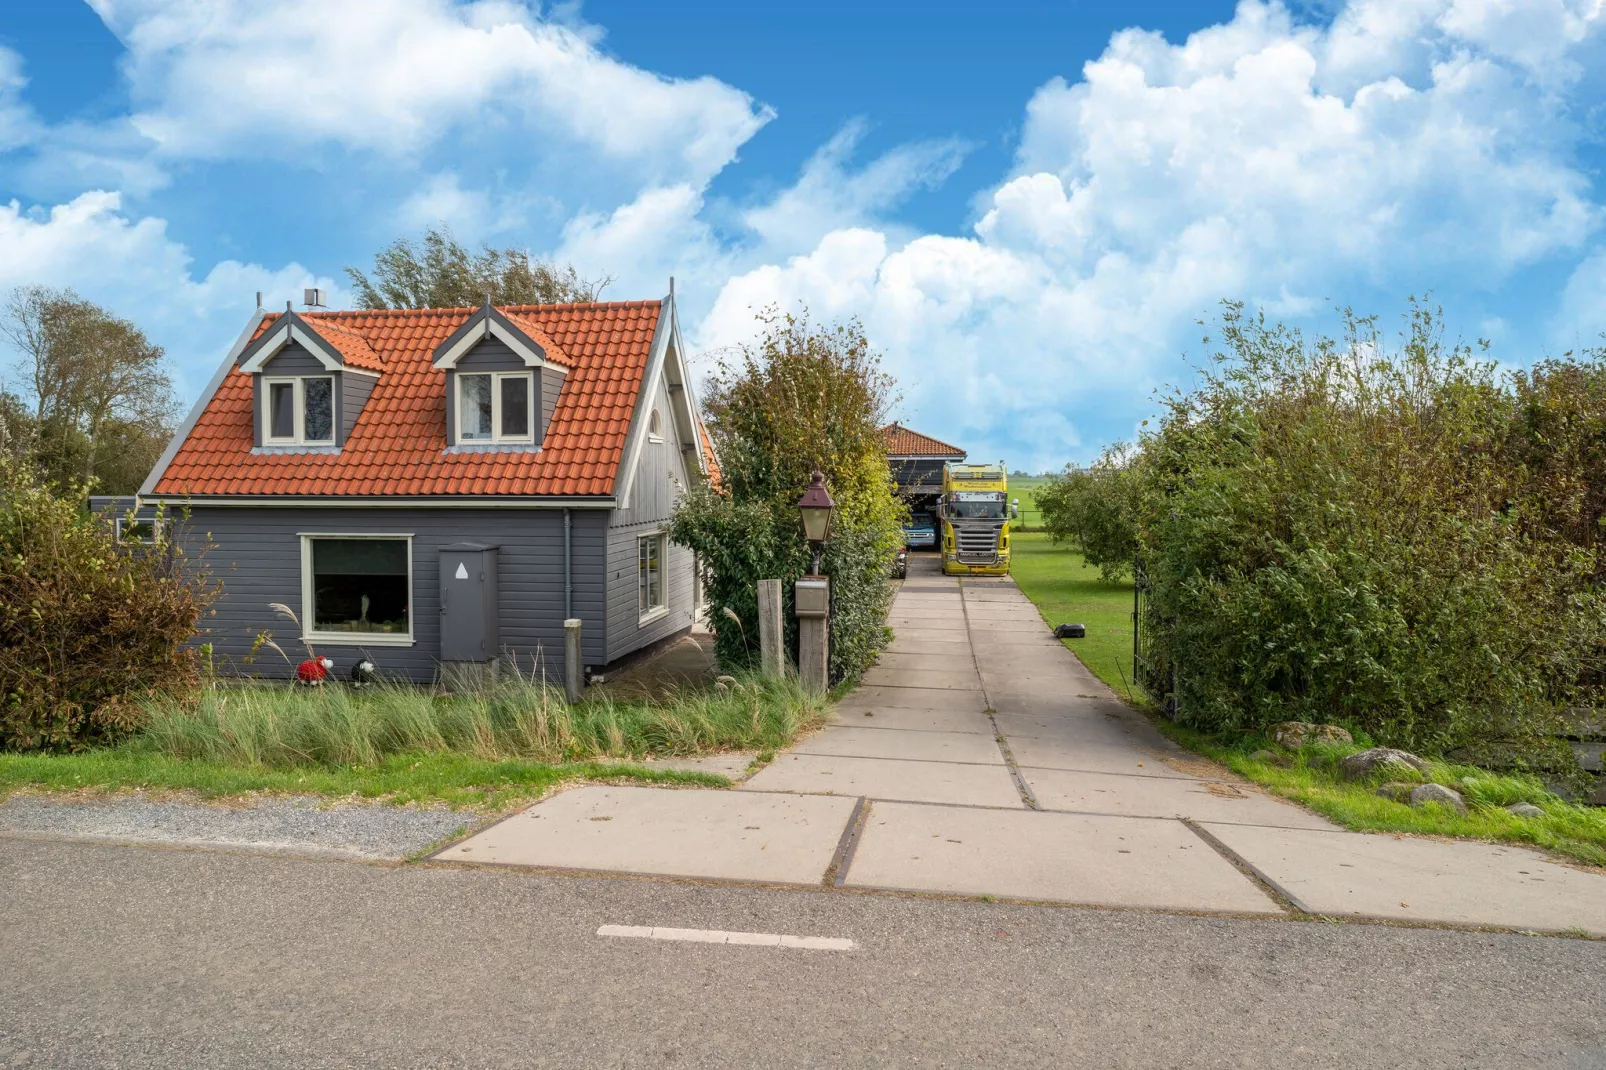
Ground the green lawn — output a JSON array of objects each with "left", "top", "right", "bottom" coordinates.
[
  {"left": 1006, "top": 532, "right": 1606, "bottom": 867},
  {"left": 1008, "top": 530, "right": 1139, "bottom": 699},
  {"left": 1008, "top": 475, "right": 1053, "bottom": 531},
  {"left": 0, "top": 749, "right": 725, "bottom": 811}
]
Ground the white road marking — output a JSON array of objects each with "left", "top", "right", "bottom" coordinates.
[{"left": 597, "top": 924, "right": 856, "bottom": 950}]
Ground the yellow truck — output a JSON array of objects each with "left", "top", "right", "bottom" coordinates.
[{"left": 939, "top": 462, "right": 1017, "bottom": 576}]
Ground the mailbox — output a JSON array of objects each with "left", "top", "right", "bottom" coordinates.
[{"left": 794, "top": 577, "right": 830, "bottom": 619}]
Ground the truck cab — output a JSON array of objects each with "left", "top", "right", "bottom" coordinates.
[{"left": 939, "top": 463, "right": 1015, "bottom": 576}]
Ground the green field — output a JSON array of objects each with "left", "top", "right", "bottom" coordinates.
[
  {"left": 1007, "top": 530, "right": 1137, "bottom": 699},
  {"left": 1007, "top": 475, "right": 1053, "bottom": 531}
]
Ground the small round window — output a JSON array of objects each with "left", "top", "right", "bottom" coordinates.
[{"left": 648, "top": 409, "right": 663, "bottom": 440}]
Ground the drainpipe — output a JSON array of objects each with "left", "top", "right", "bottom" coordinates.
[{"left": 563, "top": 507, "right": 573, "bottom": 621}]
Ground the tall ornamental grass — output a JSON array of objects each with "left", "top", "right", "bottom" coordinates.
[
  {"left": 137, "top": 671, "right": 826, "bottom": 769},
  {"left": 1135, "top": 301, "right": 1605, "bottom": 767}
]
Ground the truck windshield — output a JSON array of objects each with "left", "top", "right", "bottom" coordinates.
[{"left": 947, "top": 495, "right": 1006, "bottom": 520}]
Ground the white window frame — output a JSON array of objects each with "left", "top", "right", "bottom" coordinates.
[
  {"left": 647, "top": 408, "right": 664, "bottom": 443},
  {"left": 263, "top": 375, "right": 336, "bottom": 446},
  {"left": 456, "top": 370, "right": 535, "bottom": 445},
  {"left": 299, "top": 533, "right": 415, "bottom": 647},
  {"left": 114, "top": 517, "right": 167, "bottom": 545},
  {"left": 638, "top": 531, "right": 668, "bottom": 624}
]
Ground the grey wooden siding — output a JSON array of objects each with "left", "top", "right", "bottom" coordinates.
[
  {"left": 603, "top": 376, "right": 696, "bottom": 661},
  {"left": 541, "top": 366, "right": 565, "bottom": 442},
  {"left": 182, "top": 506, "right": 608, "bottom": 682},
  {"left": 341, "top": 372, "right": 377, "bottom": 443}
]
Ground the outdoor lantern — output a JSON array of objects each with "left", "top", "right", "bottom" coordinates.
[
  {"left": 797, "top": 469, "right": 836, "bottom": 573},
  {"left": 798, "top": 469, "right": 836, "bottom": 543}
]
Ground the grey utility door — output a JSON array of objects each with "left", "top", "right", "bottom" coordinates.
[{"left": 439, "top": 543, "right": 498, "bottom": 662}]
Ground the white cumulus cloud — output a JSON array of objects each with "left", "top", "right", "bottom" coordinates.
[{"left": 699, "top": 0, "right": 1606, "bottom": 470}]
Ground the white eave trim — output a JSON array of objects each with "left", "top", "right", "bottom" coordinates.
[
  {"left": 615, "top": 294, "right": 692, "bottom": 509},
  {"left": 238, "top": 321, "right": 345, "bottom": 373},
  {"left": 139, "top": 306, "right": 268, "bottom": 500},
  {"left": 432, "top": 315, "right": 561, "bottom": 371}
]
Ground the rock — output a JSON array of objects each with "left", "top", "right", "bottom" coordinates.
[
  {"left": 1374, "top": 782, "right": 1415, "bottom": 803},
  {"left": 1504, "top": 801, "right": 1545, "bottom": 818},
  {"left": 1248, "top": 749, "right": 1283, "bottom": 764},
  {"left": 1409, "top": 783, "right": 1466, "bottom": 812},
  {"left": 1269, "top": 721, "right": 1354, "bottom": 749},
  {"left": 1339, "top": 747, "right": 1429, "bottom": 781}
]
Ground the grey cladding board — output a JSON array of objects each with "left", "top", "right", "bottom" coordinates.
[
  {"left": 256, "top": 342, "right": 327, "bottom": 375},
  {"left": 541, "top": 366, "right": 565, "bottom": 443},
  {"left": 603, "top": 378, "right": 697, "bottom": 662},
  {"left": 341, "top": 372, "right": 377, "bottom": 443},
  {"left": 181, "top": 506, "right": 607, "bottom": 682}
]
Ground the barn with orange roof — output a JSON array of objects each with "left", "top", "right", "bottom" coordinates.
[{"left": 141, "top": 291, "right": 718, "bottom": 682}]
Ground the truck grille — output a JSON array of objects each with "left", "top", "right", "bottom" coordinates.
[{"left": 955, "top": 526, "right": 1000, "bottom": 564}]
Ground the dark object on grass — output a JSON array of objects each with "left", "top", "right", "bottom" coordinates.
[
  {"left": 350, "top": 659, "right": 379, "bottom": 688},
  {"left": 1053, "top": 623, "right": 1086, "bottom": 639},
  {"left": 1339, "top": 747, "right": 1429, "bottom": 781}
]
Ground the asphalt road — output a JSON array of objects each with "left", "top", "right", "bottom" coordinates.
[{"left": 4, "top": 839, "right": 1604, "bottom": 1068}]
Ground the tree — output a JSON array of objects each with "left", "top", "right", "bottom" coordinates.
[
  {"left": 345, "top": 226, "right": 611, "bottom": 310},
  {"left": 669, "top": 310, "right": 905, "bottom": 683},
  {"left": 0, "top": 287, "right": 178, "bottom": 493},
  {"left": 1035, "top": 442, "right": 1140, "bottom": 582}
]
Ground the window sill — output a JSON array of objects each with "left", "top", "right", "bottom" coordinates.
[
  {"left": 303, "top": 632, "right": 415, "bottom": 648},
  {"left": 255, "top": 444, "right": 339, "bottom": 455},
  {"left": 443, "top": 443, "right": 540, "bottom": 454},
  {"left": 637, "top": 606, "right": 669, "bottom": 628}
]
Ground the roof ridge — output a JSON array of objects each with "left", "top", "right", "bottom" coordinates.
[{"left": 303, "top": 298, "right": 661, "bottom": 320}]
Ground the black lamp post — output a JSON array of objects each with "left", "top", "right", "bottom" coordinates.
[{"left": 797, "top": 469, "right": 836, "bottom": 575}]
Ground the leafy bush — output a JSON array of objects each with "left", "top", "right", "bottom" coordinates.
[
  {"left": 139, "top": 669, "right": 826, "bottom": 768},
  {"left": 1132, "top": 301, "right": 1604, "bottom": 764},
  {"left": 1035, "top": 442, "right": 1140, "bottom": 581},
  {"left": 669, "top": 310, "right": 904, "bottom": 683},
  {"left": 0, "top": 461, "right": 215, "bottom": 749}
]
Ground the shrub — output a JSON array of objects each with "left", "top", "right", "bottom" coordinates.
[
  {"left": 0, "top": 460, "right": 215, "bottom": 750},
  {"left": 1132, "top": 301, "right": 1603, "bottom": 764},
  {"left": 669, "top": 310, "right": 903, "bottom": 683},
  {"left": 1035, "top": 442, "right": 1140, "bottom": 581}
]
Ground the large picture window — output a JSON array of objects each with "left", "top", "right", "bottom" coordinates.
[
  {"left": 264, "top": 376, "right": 335, "bottom": 445},
  {"left": 638, "top": 533, "right": 666, "bottom": 621},
  {"left": 301, "top": 535, "right": 412, "bottom": 645},
  {"left": 457, "top": 371, "right": 533, "bottom": 444}
]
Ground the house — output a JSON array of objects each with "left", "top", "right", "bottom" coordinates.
[
  {"left": 880, "top": 422, "right": 965, "bottom": 520},
  {"left": 139, "top": 293, "right": 718, "bottom": 683}
]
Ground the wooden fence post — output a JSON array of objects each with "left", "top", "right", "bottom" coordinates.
[
  {"left": 757, "top": 579, "right": 784, "bottom": 678},
  {"left": 563, "top": 618, "right": 583, "bottom": 704}
]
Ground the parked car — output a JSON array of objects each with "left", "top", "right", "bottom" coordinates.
[{"left": 903, "top": 514, "right": 937, "bottom": 549}]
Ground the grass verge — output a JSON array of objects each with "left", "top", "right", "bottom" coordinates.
[
  {"left": 1008, "top": 533, "right": 1606, "bottom": 867},
  {"left": 0, "top": 749, "right": 724, "bottom": 810},
  {"left": 1008, "top": 530, "right": 1139, "bottom": 698},
  {"left": 1, "top": 669, "right": 821, "bottom": 810}
]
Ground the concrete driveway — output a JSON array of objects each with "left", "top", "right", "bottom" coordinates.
[{"left": 439, "top": 555, "right": 1606, "bottom": 936}]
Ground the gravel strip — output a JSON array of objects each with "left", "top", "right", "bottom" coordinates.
[{"left": 0, "top": 794, "right": 478, "bottom": 861}]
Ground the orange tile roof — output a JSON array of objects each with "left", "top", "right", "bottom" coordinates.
[
  {"left": 302, "top": 318, "right": 385, "bottom": 372},
  {"left": 153, "top": 301, "right": 664, "bottom": 498},
  {"left": 881, "top": 422, "right": 965, "bottom": 458},
  {"left": 698, "top": 417, "right": 722, "bottom": 490}
]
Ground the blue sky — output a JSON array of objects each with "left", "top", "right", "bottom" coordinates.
[{"left": 1, "top": 0, "right": 1604, "bottom": 471}]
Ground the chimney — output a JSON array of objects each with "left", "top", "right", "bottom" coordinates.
[{"left": 303, "top": 287, "right": 328, "bottom": 309}]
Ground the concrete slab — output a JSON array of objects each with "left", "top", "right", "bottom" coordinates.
[
  {"left": 961, "top": 590, "right": 1033, "bottom": 603},
  {"left": 888, "top": 618, "right": 969, "bottom": 632},
  {"left": 795, "top": 725, "right": 1005, "bottom": 764},
  {"left": 861, "top": 667, "right": 982, "bottom": 691},
  {"left": 434, "top": 785, "right": 856, "bottom": 885},
  {"left": 882, "top": 639, "right": 972, "bottom": 656},
  {"left": 843, "top": 802, "right": 1279, "bottom": 913},
  {"left": 828, "top": 705, "right": 995, "bottom": 734},
  {"left": 835, "top": 685, "right": 987, "bottom": 712},
  {"left": 873, "top": 652, "right": 979, "bottom": 673},
  {"left": 960, "top": 618, "right": 1050, "bottom": 633},
  {"left": 1007, "top": 734, "right": 1193, "bottom": 779},
  {"left": 742, "top": 754, "right": 1025, "bottom": 808},
  {"left": 1023, "top": 767, "right": 1337, "bottom": 829},
  {"left": 1203, "top": 823, "right": 1606, "bottom": 935},
  {"left": 962, "top": 604, "right": 1045, "bottom": 620},
  {"left": 992, "top": 709, "right": 1168, "bottom": 742}
]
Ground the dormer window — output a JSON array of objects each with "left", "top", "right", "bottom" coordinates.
[
  {"left": 264, "top": 376, "right": 335, "bottom": 445},
  {"left": 458, "top": 371, "right": 533, "bottom": 444}
]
